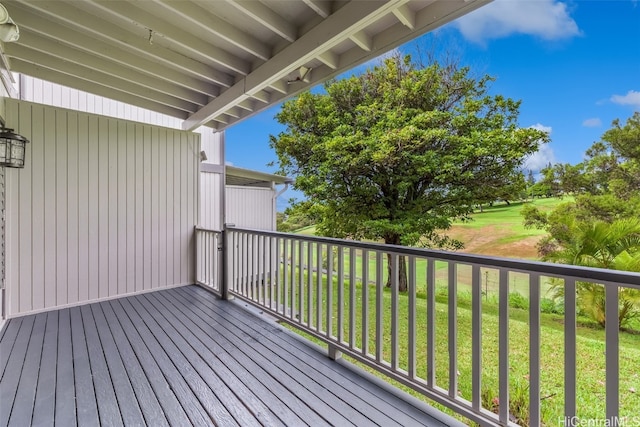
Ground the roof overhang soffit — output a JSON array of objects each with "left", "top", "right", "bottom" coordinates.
[{"left": 183, "top": 0, "right": 490, "bottom": 131}]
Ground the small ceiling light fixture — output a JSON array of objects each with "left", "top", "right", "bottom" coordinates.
[
  {"left": 0, "top": 127, "right": 29, "bottom": 168},
  {"left": 287, "top": 66, "right": 312, "bottom": 85}
]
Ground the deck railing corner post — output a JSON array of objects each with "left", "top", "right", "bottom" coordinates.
[{"left": 222, "top": 225, "right": 231, "bottom": 300}]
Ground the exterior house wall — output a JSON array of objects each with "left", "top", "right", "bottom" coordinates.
[
  {"left": 200, "top": 171, "right": 224, "bottom": 230},
  {"left": 3, "top": 99, "right": 199, "bottom": 317},
  {"left": 226, "top": 186, "right": 276, "bottom": 230}
]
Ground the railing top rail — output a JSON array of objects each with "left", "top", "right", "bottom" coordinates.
[
  {"left": 226, "top": 226, "right": 640, "bottom": 288},
  {"left": 195, "top": 226, "right": 223, "bottom": 233}
]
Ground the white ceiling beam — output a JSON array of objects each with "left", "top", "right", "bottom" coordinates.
[
  {"left": 151, "top": 0, "right": 272, "bottom": 61},
  {"left": 236, "top": 99, "right": 255, "bottom": 111},
  {"left": 350, "top": 30, "right": 373, "bottom": 51},
  {"left": 89, "top": 0, "right": 250, "bottom": 75},
  {"left": 12, "top": 30, "right": 209, "bottom": 106},
  {"left": 302, "top": 0, "right": 331, "bottom": 18},
  {"left": 8, "top": 47, "right": 199, "bottom": 113},
  {"left": 224, "top": 1, "right": 297, "bottom": 43},
  {"left": 251, "top": 91, "right": 271, "bottom": 104},
  {"left": 393, "top": 4, "right": 416, "bottom": 29},
  {"left": 318, "top": 51, "right": 339, "bottom": 69},
  {"left": 10, "top": 1, "right": 235, "bottom": 88},
  {"left": 210, "top": 0, "right": 492, "bottom": 131},
  {"left": 214, "top": 114, "right": 229, "bottom": 124},
  {"left": 269, "top": 80, "right": 288, "bottom": 95},
  {"left": 183, "top": 0, "right": 412, "bottom": 130},
  {"left": 10, "top": 59, "right": 189, "bottom": 119},
  {"left": 224, "top": 107, "right": 242, "bottom": 119}
]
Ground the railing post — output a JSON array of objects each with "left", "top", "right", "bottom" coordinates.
[{"left": 222, "top": 224, "right": 235, "bottom": 300}]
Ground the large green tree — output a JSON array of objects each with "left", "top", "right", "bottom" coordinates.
[{"left": 271, "top": 55, "right": 547, "bottom": 290}]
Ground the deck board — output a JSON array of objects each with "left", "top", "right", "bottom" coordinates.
[
  {"left": 31, "top": 310, "right": 59, "bottom": 427},
  {"left": 55, "top": 309, "right": 77, "bottom": 427},
  {"left": 0, "top": 285, "right": 460, "bottom": 426}
]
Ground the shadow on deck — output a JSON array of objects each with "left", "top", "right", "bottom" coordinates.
[{"left": 0, "top": 285, "right": 462, "bottom": 426}]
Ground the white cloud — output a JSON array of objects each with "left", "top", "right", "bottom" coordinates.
[
  {"left": 530, "top": 123, "right": 552, "bottom": 134},
  {"left": 452, "top": 0, "right": 581, "bottom": 45},
  {"left": 524, "top": 144, "right": 557, "bottom": 172},
  {"left": 524, "top": 124, "right": 554, "bottom": 172},
  {"left": 610, "top": 90, "right": 640, "bottom": 109},
  {"left": 582, "top": 118, "right": 602, "bottom": 127}
]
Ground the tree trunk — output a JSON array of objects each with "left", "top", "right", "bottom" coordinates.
[{"left": 384, "top": 234, "right": 408, "bottom": 292}]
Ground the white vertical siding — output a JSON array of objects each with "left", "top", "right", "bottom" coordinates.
[
  {"left": 4, "top": 99, "right": 199, "bottom": 317},
  {"left": 226, "top": 186, "right": 275, "bottom": 230},
  {"left": 200, "top": 130, "right": 223, "bottom": 165},
  {"left": 200, "top": 172, "right": 224, "bottom": 231},
  {"left": 19, "top": 75, "right": 184, "bottom": 129}
]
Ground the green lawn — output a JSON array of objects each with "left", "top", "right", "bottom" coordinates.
[
  {"left": 272, "top": 274, "right": 640, "bottom": 425},
  {"left": 277, "top": 198, "right": 640, "bottom": 425}
]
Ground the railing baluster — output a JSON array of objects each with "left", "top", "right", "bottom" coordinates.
[
  {"left": 268, "top": 236, "right": 277, "bottom": 310},
  {"left": 307, "top": 241, "right": 313, "bottom": 327},
  {"left": 317, "top": 243, "right": 323, "bottom": 332},
  {"left": 284, "top": 238, "right": 290, "bottom": 315},
  {"left": 472, "top": 264, "right": 482, "bottom": 410},
  {"left": 529, "top": 272, "right": 541, "bottom": 427},
  {"left": 275, "top": 237, "right": 281, "bottom": 314},
  {"left": 605, "top": 284, "right": 619, "bottom": 423},
  {"left": 243, "top": 232, "right": 249, "bottom": 297},
  {"left": 427, "top": 258, "right": 436, "bottom": 386},
  {"left": 391, "top": 254, "right": 399, "bottom": 370},
  {"left": 499, "top": 268, "right": 509, "bottom": 424},
  {"left": 257, "top": 235, "right": 263, "bottom": 304},
  {"left": 290, "top": 240, "right": 296, "bottom": 320},
  {"left": 326, "top": 244, "right": 333, "bottom": 340},
  {"left": 196, "top": 230, "right": 201, "bottom": 284},
  {"left": 408, "top": 256, "right": 416, "bottom": 378},
  {"left": 376, "top": 251, "right": 383, "bottom": 363},
  {"left": 564, "top": 277, "right": 576, "bottom": 418},
  {"left": 250, "top": 234, "right": 256, "bottom": 301},
  {"left": 253, "top": 234, "right": 259, "bottom": 301},
  {"left": 266, "top": 236, "right": 271, "bottom": 307},
  {"left": 337, "top": 246, "right": 344, "bottom": 344},
  {"left": 298, "top": 240, "right": 304, "bottom": 324},
  {"left": 349, "top": 247, "right": 356, "bottom": 349},
  {"left": 208, "top": 231, "right": 212, "bottom": 286},
  {"left": 362, "top": 249, "right": 370, "bottom": 356},
  {"left": 448, "top": 261, "right": 458, "bottom": 398}
]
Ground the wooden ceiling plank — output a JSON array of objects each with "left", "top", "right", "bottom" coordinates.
[
  {"left": 301, "top": 0, "right": 331, "bottom": 18},
  {"left": 13, "top": 30, "right": 209, "bottom": 106},
  {"left": 153, "top": 0, "right": 272, "bottom": 61},
  {"left": 8, "top": 47, "right": 199, "bottom": 113},
  {"left": 225, "top": 0, "right": 297, "bottom": 42},
  {"left": 11, "top": 59, "right": 189, "bottom": 119},
  {"left": 10, "top": 0, "right": 235, "bottom": 87},
  {"left": 90, "top": 0, "right": 251, "bottom": 75}
]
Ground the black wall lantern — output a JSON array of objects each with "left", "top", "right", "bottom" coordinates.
[{"left": 0, "top": 127, "right": 29, "bottom": 168}]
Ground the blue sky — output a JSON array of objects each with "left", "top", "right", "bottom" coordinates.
[{"left": 226, "top": 0, "right": 640, "bottom": 209}]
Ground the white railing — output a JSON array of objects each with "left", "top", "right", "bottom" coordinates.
[
  {"left": 202, "top": 227, "right": 640, "bottom": 426},
  {"left": 195, "top": 228, "right": 223, "bottom": 295}
]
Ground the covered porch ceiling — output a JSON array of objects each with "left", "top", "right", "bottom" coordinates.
[{"left": 1, "top": 0, "right": 489, "bottom": 132}]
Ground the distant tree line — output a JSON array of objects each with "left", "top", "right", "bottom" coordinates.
[{"left": 522, "top": 113, "right": 640, "bottom": 329}]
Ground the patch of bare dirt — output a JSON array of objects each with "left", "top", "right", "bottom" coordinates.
[{"left": 445, "top": 225, "right": 542, "bottom": 259}]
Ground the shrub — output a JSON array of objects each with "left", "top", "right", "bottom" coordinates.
[{"left": 509, "top": 292, "right": 529, "bottom": 310}]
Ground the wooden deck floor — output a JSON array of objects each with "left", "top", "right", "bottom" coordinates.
[{"left": 0, "top": 285, "right": 461, "bottom": 426}]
